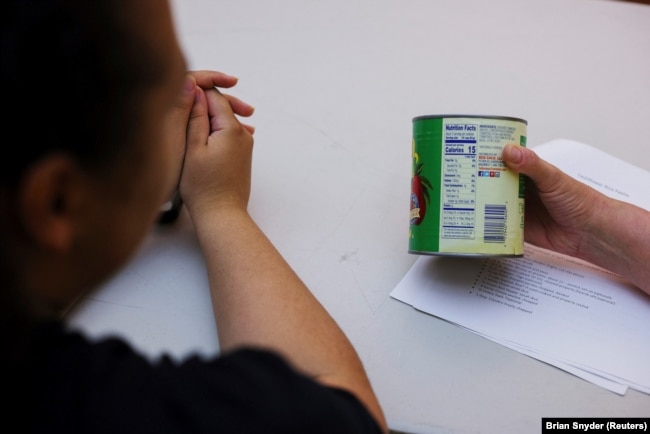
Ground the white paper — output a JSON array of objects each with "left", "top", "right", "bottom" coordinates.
[{"left": 391, "top": 139, "right": 650, "bottom": 395}]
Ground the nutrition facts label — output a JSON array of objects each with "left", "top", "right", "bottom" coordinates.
[
  {"left": 410, "top": 115, "right": 525, "bottom": 256},
  {"left": 442, "top": 123, "right": 478, "bottom": 239}
]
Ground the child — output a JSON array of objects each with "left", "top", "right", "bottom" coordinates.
[{"left": 1, "top": 0, "right": 387, "bottom": 432}]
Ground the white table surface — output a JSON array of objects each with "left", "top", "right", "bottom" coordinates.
[{"left": 67, "top": 0, "right": 650, "bottom": 432}]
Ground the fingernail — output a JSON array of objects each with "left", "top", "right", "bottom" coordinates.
[
  {"left": 505, "top": 145, "right": 523, "bottom": 164},
  {"left": 183, "top": 76, "right": 196, "bottom": 94}
]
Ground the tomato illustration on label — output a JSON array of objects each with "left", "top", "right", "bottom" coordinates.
[{"left": 410, "top": 161, "right": 432, "bottom": 226}]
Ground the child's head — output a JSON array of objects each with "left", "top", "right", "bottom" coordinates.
[{"left": 1, "top": 0, "right": 187, "bottom": 318}]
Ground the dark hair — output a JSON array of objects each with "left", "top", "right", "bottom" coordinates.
[
  {"left": 0, "top": 0, "right": 169, "bottom": 319},
  {"left": 1, "top": 0, "right": 165, "bottom": 186}
]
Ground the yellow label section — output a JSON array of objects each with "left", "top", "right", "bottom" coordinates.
[{"left": 437, "top": 117, "right": 525, "bottom": 255}]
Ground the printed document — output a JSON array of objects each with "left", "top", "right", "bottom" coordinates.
[{"left": 391, "top": 139, "right": 650, "bottom": 395}]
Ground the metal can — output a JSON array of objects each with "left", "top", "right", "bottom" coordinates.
[{"left": 409, "top": 115, "right": 527, "bottom": 257}]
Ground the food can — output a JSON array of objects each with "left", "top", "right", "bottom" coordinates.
[{"left": 409, "top": 115, "right": 527, "bottom": 257}]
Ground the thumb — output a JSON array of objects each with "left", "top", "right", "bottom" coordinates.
[
  {"left": 166, "top": 75, "right": 198, "bottom": 140},
  {"left": 502, "top": 144, "right": 563, "bottom": 193},
  {"left": 162, "top": 75, "right": 197, "bottom": 189},
  {"left": 186, "top": 87, "right": 210, "bottom": 152}
]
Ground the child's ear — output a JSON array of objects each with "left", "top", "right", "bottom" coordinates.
[{"left": 19, "top": 155, "right": 85, "bottom": 252}]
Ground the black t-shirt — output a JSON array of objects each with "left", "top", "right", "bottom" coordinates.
[{"left": 5, "top": 320, "right": 382, "bottom": 433}]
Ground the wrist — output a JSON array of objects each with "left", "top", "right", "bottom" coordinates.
[
  {"left": 186, "top": 197, "right": 250, "bottom": 229},
  {"left": 578, "top": 196, "right": 650, "bottom": 287}
]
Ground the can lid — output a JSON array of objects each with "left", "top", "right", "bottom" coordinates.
[{"left": 412, "top": 114, "right": 528, "bottom": 124}]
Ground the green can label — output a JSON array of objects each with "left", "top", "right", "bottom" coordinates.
[{"left": 409, "top": 115, "right": 527, "bottom": 256}]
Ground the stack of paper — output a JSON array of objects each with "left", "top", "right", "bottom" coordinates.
[{"left": 391, "top": 139, "right": 650, "bottom": 395}]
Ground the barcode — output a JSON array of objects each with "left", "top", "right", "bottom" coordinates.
[{"left": 484, "top": 204, "right": 507, "bottom": 243}]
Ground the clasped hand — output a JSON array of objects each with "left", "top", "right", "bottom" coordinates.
[{"left": 164, "top": 70, "right": 255, "bottom": 216}]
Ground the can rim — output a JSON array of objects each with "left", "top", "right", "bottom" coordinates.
[
  {"left": 408, "top": 250, "right": 524, "bottom": 258},
  {"left": 412, "top": 114, "right": 527, "bottom": 124}
]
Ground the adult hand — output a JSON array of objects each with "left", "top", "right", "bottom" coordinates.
[
  {"left": 502, "top": 144, "right": 650, "bottom": 295},
  {"left": 502, "top": 144, "right": 602, "bottom": 258}
]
